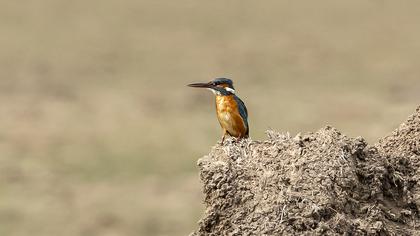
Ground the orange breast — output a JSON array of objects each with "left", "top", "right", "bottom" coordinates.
[{"left": 215, "top": 95, "right": 247, "bottom": 138}]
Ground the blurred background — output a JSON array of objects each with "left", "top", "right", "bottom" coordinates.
[{"left": 0, "top": 1, "right": 419, "bottom": 235}]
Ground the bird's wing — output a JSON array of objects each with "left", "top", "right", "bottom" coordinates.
[{"left": 234, "top": 95, "right": 249, "bottom": 130}]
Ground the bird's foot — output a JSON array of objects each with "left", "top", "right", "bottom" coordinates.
[
  {"left": 218, "top": 135, "right": 226, "bottom": 145},
  {"left": 219, "top": 139, "right": 225, "bottom": 146}
]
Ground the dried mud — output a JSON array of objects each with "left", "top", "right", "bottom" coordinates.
[{"left": 192, "top": 106, "right": 420, "bottom": 235}]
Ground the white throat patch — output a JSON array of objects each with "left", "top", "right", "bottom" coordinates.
[{"left": 208, "top": 88, "right": 221, "bottom": 95}]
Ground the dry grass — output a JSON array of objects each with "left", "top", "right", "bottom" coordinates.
[{"left": 0, "top": 1, "right": 420, "bottom": 235}]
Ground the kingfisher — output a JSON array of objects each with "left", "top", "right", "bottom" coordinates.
[{"left": 188, "top": 78, "right": 249, "bottom": 144}]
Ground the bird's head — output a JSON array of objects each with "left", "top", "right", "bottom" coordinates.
[{"left": 187, "top": 78, "right": 235, "bottom": 96}]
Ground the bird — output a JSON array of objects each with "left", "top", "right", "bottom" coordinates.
[{"left": 188, "top": 78, "right": 249, "bottom": 144}]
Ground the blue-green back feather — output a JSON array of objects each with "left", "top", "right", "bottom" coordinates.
[{"left": 233, "top": 95, "right": 249, "bottom": 136}]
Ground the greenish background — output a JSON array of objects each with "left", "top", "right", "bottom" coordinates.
[{"left": 0, "top": 1, "right": 419, "bottom": 235}]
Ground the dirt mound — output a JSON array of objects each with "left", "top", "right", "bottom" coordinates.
[{"left": 191, "top": 106, "right": 420, "bottom": 235}]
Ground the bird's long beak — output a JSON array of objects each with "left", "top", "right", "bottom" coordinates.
[{"left": 187, "top": 82, "right": 213, "bottom": 88}]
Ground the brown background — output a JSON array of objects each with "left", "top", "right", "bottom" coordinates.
[{"left": 0, "top": 1, "right": 419, "bottom": 235}]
